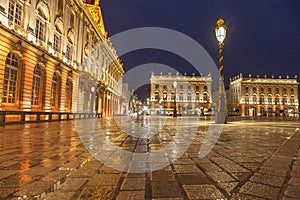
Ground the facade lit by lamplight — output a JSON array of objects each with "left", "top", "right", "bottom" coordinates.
[
  {"left": 0, "top": 0, "right": 123, "bottom": 120},
  {"left": 227, "top": 73, "right": 299, "bottom": 116},
  {"left": 150, "top": 71, "right": 213, "bottom": 115}
]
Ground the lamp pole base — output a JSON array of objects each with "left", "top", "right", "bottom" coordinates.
[{"left": 215, "top": 111, "right": 227, "bottom": 124}]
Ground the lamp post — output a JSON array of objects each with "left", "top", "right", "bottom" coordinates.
[
  {"left": 215, "top": 18, "right": 227, "bottom": 124},
  {"left": 173, "top": 81, "right": 177, "bottom": 117},
  {"left": 163, "top": 93, "right": 167, "bottom": 115}
]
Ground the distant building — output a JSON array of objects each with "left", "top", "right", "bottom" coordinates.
[
  {"left": 227, "top": 73, "right": 299, "bottom": 116},
  {"left": 150, "top": 72, "right": 212, "bottom": 115}
]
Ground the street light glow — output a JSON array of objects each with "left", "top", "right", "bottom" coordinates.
[{"left": 215, "top": 18, "right": 227, "bottom": 44}]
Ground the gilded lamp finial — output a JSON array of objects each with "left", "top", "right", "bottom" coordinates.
[{"left": 217, "top": 18, "right": 225, "bottom": 26}]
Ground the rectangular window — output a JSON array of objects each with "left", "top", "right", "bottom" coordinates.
[
  {"left": 36, "top": 18, "right": 45, "bottom": 41},
  {"left": 8, "top": 1, "right": 23, "bottom": 26},
  {"left": 53, "top": 34, "right": 61, "bottom": 52},
  {"left": 66, "top": 44, "right": 73, "bottom": 61},
  {"left": 15, "top": 4, "right": 22, "bottom": 26},
  {"left": 8, "top": 1, "right": 15, "bottom": 22}
]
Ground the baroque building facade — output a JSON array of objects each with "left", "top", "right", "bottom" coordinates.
[
  {"left": 0, "top": 0, "right": 123, "bottom": 121},
  {"left": 227, "top": 73, "right": 299, "bottom": 116},
  {"left": 150, "top": 72, "right": 212, "bottom": 115}
]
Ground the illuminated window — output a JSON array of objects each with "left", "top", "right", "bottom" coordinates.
[
  {"left": 8, "top": 0, "right": 23, "bottom": 26},
  {"left": 36, "top": 17, "right": 45, "bottom": 41},
  {"left": 179, "top": 92, "right": 183, "bottom": 101},
  {"left": 283, "top": 95, "right": 287, "bottom": 105},
  {"left": 162, "top": 92, "right": 167, "bottom": 100},
  {"left": 154, "top": 92, "right": 159, "bottom": 101},
  {"left": 187, "top": 93, "right": 192, "bottom": 101},
  {"left": 65, "top": 79, "right": 72, "bottom": 109},
  {"left": 268, "top": 95, "right": 272, "bottom": 104},
  {"left": 195, "top": 93, "right": 200, "bottom": 101},
  {"left": 245, "top": 94, "right": 249, "bottom": 104},
  {"left": 203, "top": 93, "right": 208, "bottom": 102},
  {"left": 275, "top": 95, "right": 280, "bottom": 105},
  {"left": 70, "top": 12, "right": 75, "bottom": 28},
  {"left": 252, "top": 94, "right": 257, "bottom": 104},
  {"left": 50, "top": 73, "right": 60, "bottom": 107},
  {"left": 66, "top": 43, "right": 73, "bottom": 61},
  {"left": 31, "top": 65, "right": 43, "bottom": 106},
  {"left": 2, "top": 53, "right": 19, "bottom": 103},
  {"left": 171, "top": 92, "right": 175, "bottom": 100},
  {"left": 53, "top": 33, "right": 61, "bottom": 52},
  {"left": 290, "top": 96, "right": 295, "bottom": 105},
  {"left": 259, "top": 94, "right": 264, "bottom": 104}
]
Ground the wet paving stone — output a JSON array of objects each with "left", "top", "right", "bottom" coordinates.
[
  {"left": 116, "top": 191, "right": 145, "bottom": 200},
  {"left": 13, "top": 180, "right": 54, "bottom": 197},
  {"left": 0, "top": 170, "right": 18, "bottom": 180},
  {"left": 150, "top": 171, "right": 176, "bottom": 182},
  {"left": 0, "top": 187, "right": 16, "bottom": 199},
  {"left": 206, "top": 171, "right": 237, "bottom": 182},
  {"left": 151, "top": 182, "right": 182, "bottom": 198},
  {"left": 41, "top": 191, "right": 76, "bottom": 200},
  {"left": 78, "top": 186, "right": 117, "bottom": 200},
  {"left": 250, "top": 172, "right": 286, "bottom": 187},
  {"left": 178, "top": 174, "right": 213, "bottom": 185},
  {"left": 0, "top": 118, "right": 299, "bottom": 199},
  {"left": 120, "top": 178, "right": 146, "bottom": 190},
  {"left": 240, "top": 181, "right": 281, "bottom": 199},
  {"left": 183, "top": 184, "right": 225, "bottom": 199},
  {"left": 88, "top": 174, "right": 122, "bottom": 186},
  {"left": 173, "top": 165, "right": 202, "bottom": 174}
]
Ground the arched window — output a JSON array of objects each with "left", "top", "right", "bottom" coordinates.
[
  {"left": 35, "top": 2, "right": 50, "bottom": 43},
  {"left": 171, "top": 92, "right": 175, "bottom": 100},
  {"left": 290, "top": 96, "right": 295, "bottom": 105},
  {"left": 245, "top": 94, "right": 249, "bottom": 104},
  {"left": 203, "top": 93, "right": 208, "bottom": 102},
  {"left": 283, "top": 95, "right": 287, "bottom": 105},
  {"left": 252, "top": 94, "right": 257, "bottom": 104},
  {"left": 154, "top": 91, "right": 159, "bottom": 101},
  {"left": 31, "top": 65, "right": 43, "bottom": 106},
  {"left": 195, "top": 93, "right": 200, "bottom": 101},
  {"left": 275, "top": 95, "right": 280, "bottom": 105},
  {"left": 187, "top": 92, "right": 192, "bottom": 102},
  {"left": 50, "top": 73, "right": 60, "bottom": 107},
  {"left": 268, "top": 95, "right": 272, "bottom": 104},
  {"left": 162, "top": 92, "right": 167, "bottom": 100},
  {"left": 259, "top": 94, "right": 264, "bottom": 104},
  {"left": 64, "top": 78, "right": 72, "bottom": 110},
  {"left": 66, "top": 30, "right": 75, "bottom": 61},
  {"left": 179, "top": 92, "right": 183, "bottom": 101},
  {"left": 2, "top": 53, "right": 19, "bottom": 103}
]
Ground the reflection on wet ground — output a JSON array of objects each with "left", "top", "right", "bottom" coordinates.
[{"left": 0, "top": 116, "right": 299, "bottom": 199}]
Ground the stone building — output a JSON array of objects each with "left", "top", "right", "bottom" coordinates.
[
  {"left": 0, "top": 0, "right": 123, "bottom": 121},
  {"left": 227, "top": 73, "right": 299, "bottom": 116},
  {"left": 150, "top": 72, "right": 212, "bottom": 115}
]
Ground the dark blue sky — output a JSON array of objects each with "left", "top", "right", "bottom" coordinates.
[{"left": 101, "top": 0, "right": 300, "bottom": 98}]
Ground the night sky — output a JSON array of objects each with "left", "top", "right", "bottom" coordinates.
[{"left": 101, "top": 0, "right": 300, "bottom": 100}]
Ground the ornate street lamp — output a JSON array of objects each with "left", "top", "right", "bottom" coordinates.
[
  {"left": 215, "top": 18, "right": 227, "bottom": 124},
  {"left": 173, "top": 81, "right": 177, "bottom": 117}
]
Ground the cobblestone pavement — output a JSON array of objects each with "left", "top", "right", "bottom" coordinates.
[{"left": 0, "top": 116, "right": 299, "bottom": 200}]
